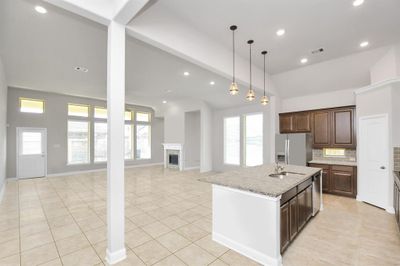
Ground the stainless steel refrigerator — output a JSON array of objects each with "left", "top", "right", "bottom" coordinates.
[{"left": 275, "top": 133, "right": 313, "bottom": 166}]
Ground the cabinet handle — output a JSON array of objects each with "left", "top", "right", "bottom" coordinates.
[
  {"left": 334, "top": 173, "right": 351, "bottom": 176},
  {"left": 380, "top": 166, "right": 386, "bottom": 170}
]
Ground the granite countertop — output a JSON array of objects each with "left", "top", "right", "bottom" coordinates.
[
  {"left": 199, "top": 164, "right": 321, "bottom": 198},
  {"left": 308, "top": 159, "right": 357, "bottom": 167}
]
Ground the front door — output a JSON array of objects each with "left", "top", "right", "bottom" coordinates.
[
  {"left": 17, "top": 127, "right": 47, "bottom": 179},
  {"left": 358, "top": 114, "right": 389, "bottom": 210}
]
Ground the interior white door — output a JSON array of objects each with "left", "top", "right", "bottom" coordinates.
[
  {"left": 17, "top": 128, "right": 47, "bottom": 179},
  {"left": 358, "top": 114, "right": 389, "bottom": 209}
]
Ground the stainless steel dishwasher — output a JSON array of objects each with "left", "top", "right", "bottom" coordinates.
[{"left": 312, "top": 171, "right": 322, "bottom": 216}]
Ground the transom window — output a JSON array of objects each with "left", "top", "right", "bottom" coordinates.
[
  {"left": 20, "top": 98, "right": 44, "bottom": 114},
  {"left": 136, "top": 112, "right": 150, "bottom": 122},
  {"left": 125, "top": 111, "right": 133, "bottom": 121},
  {"left": 68, "top": 104, "right": 89, "bottom": 117},
  {"left": 94, "top": 107, "right": 108, "bottom": 119}
]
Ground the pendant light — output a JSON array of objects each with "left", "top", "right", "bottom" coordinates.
[
  {"left": 261, "top": 50, "right": 269, "bottom": 106},
  {"left": 246, "top": 40, "right": 255, "bottom": 101},
  {"left": 229, "top": 25, "right": 239, "bottom": 95}
]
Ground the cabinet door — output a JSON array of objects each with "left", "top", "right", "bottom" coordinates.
[
  {"left": 297, "top": 189, "right": 307, "bottom": 231},
  {"left": 331, "top": 166, "right": 355, "bottom": 197},
  {"left": 312, "top": 111, "right": 331, "bottom": 148},
  {"left": 289, "top": 197, "right": 298, "bottom": 241},
  {"left": 294, "top": 112, "right": 311, "bottom": 132},
  {"left": 309, "top": 163, "right": 330, "bottom": 193},
  {"left": 280, "top": 202, "right": 290, "bottom": 252},
  {"left": 394, "top": 184, "right": 399, "bottom": 224},
  {"left": 332, "top": 108, "right": 355, "bottom": 148},
  {"left": 305, "top": 185, "right": 313, "bottom": 222},
  {"left": 280, "top": 114, "right": 294, "bottom": 133}
]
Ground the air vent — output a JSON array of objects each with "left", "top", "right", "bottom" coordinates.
[
  {"left": 74, "top": 66, "right": 88, "bottom": 73},
  {"left": 311, "top": 48, "right": 324, "bottom": 54}
]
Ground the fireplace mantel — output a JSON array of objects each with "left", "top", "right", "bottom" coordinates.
[{"left": 162, "top": 143, "right": 184, "bottom": 171}]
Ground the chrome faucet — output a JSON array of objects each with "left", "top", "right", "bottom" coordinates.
[{"left": 275, "top": 162, "right": 284, "bottom": 174}]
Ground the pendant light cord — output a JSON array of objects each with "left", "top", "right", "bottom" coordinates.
[
  {"left": 249, "top": 42, "right": 252, "bottom": 89},
  {"left": 232, "top": 30, "right": 235, "bottom": 83},
  {"left": 263, "top": 53, "right": 266, "bottom": 96}
]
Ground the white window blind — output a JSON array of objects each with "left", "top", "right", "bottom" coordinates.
[
  {"left": 245, "top": 113, "right": 263, "bottom": 166},
  {"left": 224, "top": 116, "right": 240, "bottom": 165},
  {"left": 125, "top": 124, "right": 134, "bottom": 160},
  {"left": 136, "top": 125, "right": 151, "bottom": 159},
  {"left": 94, "top": 122, "right": 107, "bottom": 162},
  {"left": 68, "top": 121, "right": 90, "bottom": 164}
]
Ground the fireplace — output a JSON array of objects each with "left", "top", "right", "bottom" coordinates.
[{"left": 162, "top": 143, "right": 184, "bottom": 171}]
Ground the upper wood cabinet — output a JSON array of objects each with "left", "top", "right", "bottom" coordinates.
[
  {"left": 279, "top": 112, "right": 311, "bottom": 133},
  {"left": 279, "top": 106, "right": 356, "bottom": 148}
]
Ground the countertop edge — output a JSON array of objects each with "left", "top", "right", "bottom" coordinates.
[{"left": 308, "top": 160, "right": 357, "bottom": 167}]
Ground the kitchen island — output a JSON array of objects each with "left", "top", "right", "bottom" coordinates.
[{"left": 200, "top": 164, "right": 322, "bottom": 266}]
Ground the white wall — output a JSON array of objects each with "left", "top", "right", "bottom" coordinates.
[
  {"left": 281, "top": 88, "right": 356, "bottom": 113},
  {"left": 0, "top": 58, "right": 7, "bottom": 201},
  {"left": 212, "top": 102, "right": 274, "bottom": 172},
  {"left": 184, "top": 111, "right": 200, "bottom": 168},
  {"left": 200, "top": 102, "right": 213, "bottom": 172},
  {"left": 370, "top": 48, "right": 398, "bottom": 84},
  {"left": 392, "top": 84, "right": 400, "bottom": 147}
]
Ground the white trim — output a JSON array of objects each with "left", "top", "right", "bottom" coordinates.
[
  {"left": 213, "top": 184, "right": 281, "bottom": 202},
  {"left": 44, "top": 162, "right": 163, "bottom": 178},
  {"left": 0, "top": 182, "right": 5, "bottom": 204},
  {"left": 386, "top": 206, "right": 395, "bottom": 214},
  {"left": 213, "top": 232, "right": 282, "bottom": 266},
  {"left": 106, "top": 247, "right": 127, "bottom": 265},
  {"left": 16, "top": 127, "right": 48, "bottom": 179},
  {"left": 183, "top": 166, "right": 200, "bottom": 171},
  {"left": 354, "top": 78, "right": 400, "bottom": 95}
]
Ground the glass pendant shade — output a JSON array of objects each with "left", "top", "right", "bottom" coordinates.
[
  {"left": 229, "top": 82, "right": 239, "bottom": 95},
  {"left": 246, "top": 88, "right": 255, "bottom": 101},
  {"left": 261, "top": 95, "right": 269, "bottom": 105}
]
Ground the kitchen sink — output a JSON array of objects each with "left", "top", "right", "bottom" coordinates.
[{"left": 269, "top": 171, "right": 305, "bottom": 178}]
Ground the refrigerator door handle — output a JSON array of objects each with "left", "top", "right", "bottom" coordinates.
[{"left": 287, "top": 139, "right": 290, "bottom": 164}]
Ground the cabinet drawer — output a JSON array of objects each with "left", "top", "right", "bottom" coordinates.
[
  {"left": 281, "top": 186, "right": 297, "bottom": 205},
  {"left": 298, "top": 178, "right": 312, "bottom": 192},
  {"left": 331, "top": 165, "right": 353, "bottom": 172}
]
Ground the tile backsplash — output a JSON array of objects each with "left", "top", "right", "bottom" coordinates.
[
  {"left": 394, "top": 147, "right": 400, "bottom": 171},
  {"left": 313, "top": 149, "right": 357, "bottom": 162}
]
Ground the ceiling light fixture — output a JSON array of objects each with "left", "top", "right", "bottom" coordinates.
[
  {"left": 353, "top": 0, "right": 364, "bottom": 7},
  {"left": 246, "top": 40, "right": 255, "bottom": 101},
  {"left": 300, "top": 58, "right": 308, "bottom": 64},
  {"left": 162, "top": 100, "right": 167, "bottom": 104},
  {"left": 183, "top": 71, "right": 190, "bottom": 76},
  {"left": 360, "top": 41, "right": 369, "bottom": 48},
  {"left": 210, "top": 81, "right": 215, "bottom": 85},
  {"left": 74, "top": 66, "right": 88, "bottom": 73},
  {"left": 165, "top": 89, "right": 172, "bottom": 93},
  {"left": 35, "top": 6, "right": 47, "bottom": 14},
  {"left": 260, "top": 51, "right": 269, "bottom": 106},
  {"left": 276, "top": 29, "right": 285, "bottom": 36},
  {"left": 229, "top": 25, "right": 239, "bottom": 95}
]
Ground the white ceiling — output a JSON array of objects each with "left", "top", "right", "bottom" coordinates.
[
  {"left": 0, "top": 0, "right": 254, "bottom": 114},
  {"left": 153, "top": 0, "right": 400, "bottom": 74}
]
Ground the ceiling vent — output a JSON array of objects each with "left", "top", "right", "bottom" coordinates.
[
  {"left": 311, "top": 48, "right": 324, "bottom": 54},
  {"left": 74, "top": 66, "right": 88, "bottom": 73}
]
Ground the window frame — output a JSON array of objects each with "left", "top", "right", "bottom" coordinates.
[
  {"left": 223, "top": 116, "right": 241, "bottom": 166},
  {"left": 19, "top": 97, "right": 45, "bottom": 114},
  {"left": 67, "top": 120, "right": 91, "bottom": 165}
]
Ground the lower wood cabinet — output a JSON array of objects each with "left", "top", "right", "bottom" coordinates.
[
  {"left": 394, "top": 172, "right": 400, "bottom": 231},
  {"left": 280, "top": 178, "right": 314, "bottom": 253},
  {"left": 308, "top": 163, "right": 357, "bottom": 198}
]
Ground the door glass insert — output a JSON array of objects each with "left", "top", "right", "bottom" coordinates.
[{"left": 22, "top": 132, "right": 42, "bottom": 155}]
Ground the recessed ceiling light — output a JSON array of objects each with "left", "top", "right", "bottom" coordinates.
[
  {"left": 300, "top": 58, "right": 308, "bottom": 64},
  {"left": 360, "top": 41, "right": 369, "bottom": 48},
  {"left": 35, "top": 6, "right": 47, "bottom": 14},
  {"left": 209, "top": 81, "right": 215, "bottom": 85},
  {"left": 353, "top": 0, "right": 364, "bottom": 7},
  {"left": 276, "top": 29, "right": 285, "bottom": 36},
  {"left": 162, "top": 100, "right": 167, "bottom": 104},
  {"left": 165, "top": 89, "right": 172, "bottom": 93},
  {"left": 183, "top": 71, "right": 190, "bottom": 76},
  {"left": 74, "top": 66, "right": 88, "bottom": 73}
]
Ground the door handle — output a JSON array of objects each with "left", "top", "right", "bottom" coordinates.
[{"left": 380, "top": 166, "right": 386, "bottom": 170}]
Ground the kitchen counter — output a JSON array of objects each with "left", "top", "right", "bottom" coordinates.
[
  {"left": 200, "top": 164, "right": 321, "bottom": 198},
  {"left": 308, "top": 159, "right": 357, "bottom": 167}
]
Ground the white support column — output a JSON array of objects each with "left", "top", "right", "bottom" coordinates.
[{"left": 106, "top": 21, "right": 126, "bottom": 265}]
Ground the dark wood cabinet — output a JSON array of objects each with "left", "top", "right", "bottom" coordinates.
[
  {"left": 279, "top": 106, "right": 356, "bottom": 149},
  {"left": 332, "top": 108, "right": 356, "bottom": 148},
  {"left": 279, "top": 112, "right": 311, "bottom": 133},
  {"left": 280, "top": 176, "right": 316, "bottom": 253},
  {"left": 309, "top": 163, "right": 357, "bottom": 198},
  {"left": 280, "top": 202, "right": 290, "bottom": 252},
  {"left": 394, "top": 172, "right": 400, "bottom": 231},
  {"left": 312, "top": 110, "right": 331, "bottom": 148}
]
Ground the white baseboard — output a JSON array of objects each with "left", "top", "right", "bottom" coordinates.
[
  {"left": 386, "top": 206, "right": 395, "bottom": 214},
  {"left": 0, "top": 182, "right": 5, "bottom": 204},
  {"left": 106, "top": 248, "right": 127, "bottom": 265},
  {"left": 184, "top": 166, "right": 200, "bottom": 171},
  {"left": 213, "top": 232, "right": 282, "bottom": 266}
]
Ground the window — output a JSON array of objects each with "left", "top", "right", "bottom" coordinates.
[
  {"left": 125, "top": 125, "right": 134, "bottom": 160},
  {"left": 224, "top": 116, "right": 240, "bottom": 165},
  {"left": 125, "top": 111, "right": 133, "bottom": 121},
  {"left": 68, "top": 104, "right": 89, "bottom": 117},
  {"left": 94, "top": 107, "right": 107, "bottom": 119},
  {"left": 94, "top": 122, "right": 107, "bottom": 162},
  {"left": 244, "top": 113, "right": 263, "bottom": 166},
  {"left": 21, "top": 132, "right": 42, "bottom": 155},
  {"left": 136, "top": 125, "right": 151, "bottom": 159},
  {"left": 68, "top": 121, "right": 90, "bottom": 164},
  {"left": 136, "top": 112, "right": 150, "bottom": 122},
  {"left": 20, "top": 98, "right": 44, "bottom": 113},
  {"left": 323, "top": 148, "right": 345, "bottom": 157}
]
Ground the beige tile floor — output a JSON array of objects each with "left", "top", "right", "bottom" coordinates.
[{"left": 0, "top": 165, "right": 399, "bottom": 266}]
